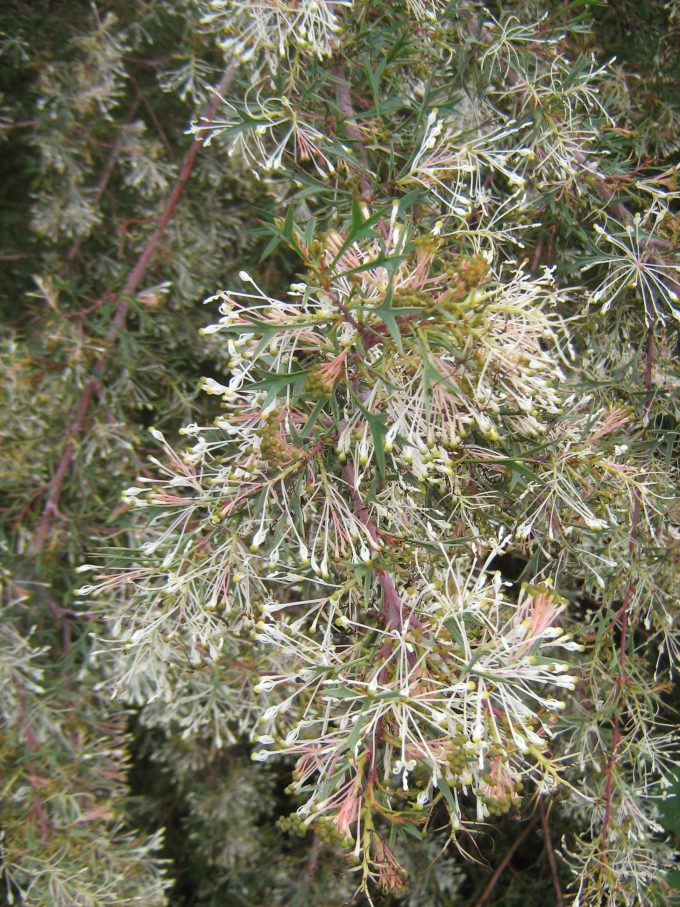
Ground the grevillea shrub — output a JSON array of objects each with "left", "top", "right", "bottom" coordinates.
[{"left": 3, "top": 1, "right": 680, "bottom": 905}]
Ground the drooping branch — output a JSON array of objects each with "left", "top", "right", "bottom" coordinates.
[
  {"left": 341, "top": 460, "right": 410, "bottom": 783},
  {"left": 32, "top": 63, "right": 237, "bottom": 554}
]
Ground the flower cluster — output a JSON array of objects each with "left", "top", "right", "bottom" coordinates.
[
  {"left": 81, "top": 217, "right": 603, "bottom": 892},
  {"left": 201, "top": 0, "right": 352, "bottom": 65}
]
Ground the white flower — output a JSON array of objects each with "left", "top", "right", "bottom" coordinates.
[{"left": 584, "top": 209, "right": 680, "bottom": 324}]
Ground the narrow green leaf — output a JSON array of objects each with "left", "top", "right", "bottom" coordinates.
[{"left": 437, "top": 775, "right": 456, "bottom": 813}]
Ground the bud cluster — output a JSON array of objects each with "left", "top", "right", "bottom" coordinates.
[
  {"left": 306, "top": 364, "right": 339, "bottom": 400},
  {"left": 257, "top": 410, "right": 301, "bottom": 468}
]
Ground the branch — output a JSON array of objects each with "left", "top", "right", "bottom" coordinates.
[
  {"left": 341, "top": 462, "right": 404, "bottom": 632},
  {"left": 2, "top": 118, "right": 40, "bottom": 129},
  {"left": 540, "top": 799, "right": 564, "bottom": 907},
  {"left": 32, "top": 63, "right": 237, "bottom": 554},
  {"left": 599, "top": 486, "right": 641, "bottom": 850},
  {"left": 644, "top": 329, "right": 655, "bottom": 394},
  {"left": 572, "top": 150, "right": 675, "bottom": 254},
  {"left": 342, "top": 458, "right": 428, "bottom": 789},
  {"left": 332, "top": 64, "right": 372, "bottom": 200},
  {"left": 129, "top": 73, "right": 175, "bottom": 161},
  {"left": 298, "top": 836, "right": 321, "bottom": 890},
  {"left": 66, "top": 97, "right": 142, "bottom": 263},
  {"left": 341, "top": 460, "right": 408, "bottom": 782},
  {"left": 13, "top": 674, "right": 50, "bottom": 840},
  {"left": 471, "top": 815, "right": 539, "bottom": 907}
]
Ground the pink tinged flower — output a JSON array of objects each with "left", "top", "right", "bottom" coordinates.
[{"left": 516, "top": 587, "right": 565, "bottom": 655}]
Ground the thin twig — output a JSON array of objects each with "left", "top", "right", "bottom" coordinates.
[
  {"left": 3, "top": 118, "right": 40, "bottom": 129},
  {"left": 530, "top": 236, "right": 543, "bottom": 272},
  {"left": 66, "top": 97, "right": 141, "bottom": 263},
  {"left": 644, "top": 329, "right": 655, "bottom": 393},
  {"left": 32, "top": 63, "right": 237, "bottom": 554},
  {"left": 540, "top": 799, "right": 564, "bottom": 907},
  {"left": 599, "top": 487, "right": 641, "bottom": 849},
  {"left": 298, "top": 836, "right": 322, "bottom": 889},
  {"left": 342, "top": 459, "right": 426, "bottom": 788},
  {"left": 342, "top": 461, "right": 416, "bottom": 633},
  {"left": 332, "top": 64, "right": 372, "bottom": 200},
  {"left": 129, "top": 73, "right": 175, "bottom": 161},
  {"left": 471, "top": 816, "right": 539, "bottom": 907},
  {"left": 598, "top": 331, "right": 651, "bottom": 859},
  {"left": 13, "top": 675, "right": 50, "bottom": 840},
  {"left": 642, "top": 329, "right": 656, "bottom": 423},
  {"left": 342, "top": 461, "right": 406, "bottom": 780}
]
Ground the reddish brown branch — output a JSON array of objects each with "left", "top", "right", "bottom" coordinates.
[
  {"left": 13, "top": 675, "right": 50, "bottom": 840},
  {"left": 3, "top": 118, "right": 40, "bottom": 129},
  {"left": 598, "top": 329, "right": 651, "bottom": 854},
  {"left": 298, "top": 836, "right": 321, "bottom": 889},
  {"left": 530, "top": 236, "right": 544, "bottom": 272},
  {"left": 66, "top": 98, "right": 142, "bottom": 263},
  {"left": 644, "top": 330, "right": 654, "bottom": 394},
  {"left": 540, "top": 799, "right": 564, "bottom": 907},
  {"left": 471, "top": 816, "right": 539, "bottom": 907},
  {"left": 332, "top": 64, "right": 372, "bottom": 200},
  {"left": 32, "top": 63, "right": 237, "bottom": 554},
  {"left": 573, "top": 151, "right": 674, "bottom": 254},
  {"left": 342, "top": 461, "right": 405, "bottom": 779},
  {"left": 599, "top": 487, "right": 641, "bottom": 849},
  {"left": 341, "top": 462, "right": 412, "bottom": 633},
  {"left": 342, "top": 460, "right": 426, "bottom": 785},
  {"left": 129, "top": 73, "right": 175, "bottom": 161}
]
